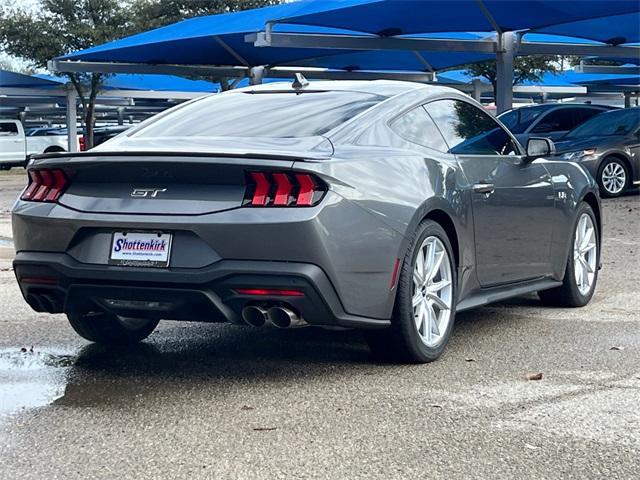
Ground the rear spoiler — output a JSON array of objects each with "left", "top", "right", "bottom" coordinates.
[
  {"left": 29, "top": 149, "right": 332, "bottom": 167},
  {"left": 30, "top": 136, "right": 334, "bottom": 165}
]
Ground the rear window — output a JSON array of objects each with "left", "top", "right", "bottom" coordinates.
[
  {"left": 0, "top": 122, "right": 19, "bottom": 136},
  {"left": 132, "top": 91, "right": 386, "bottom": 139},
  {"left": 498, "top": 106, "right": 546, "bottom": 134}
]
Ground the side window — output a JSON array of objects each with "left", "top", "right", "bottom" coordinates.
[
  {"left": 0, "top": 122, "right": 19, "bottom": 136},
  {"left": 573, "top": 108, "right": 603, "bottom": 127},
  {"left": 425, "top": 99, "right": 518, "bottom": 156},
  {"left": 532, "top": 108, "right": 577, "bottom": 133},
  {"left": 389, "top": 106, "right": 448, "bottom": 152}
]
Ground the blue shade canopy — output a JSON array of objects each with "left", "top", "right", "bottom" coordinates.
[
  {"left": 532, "top": 12, "right": 640, "bottom": 44},
  {"left": 438, "top": 70, "right": 582, "bottom": 87},
  {"left": 439, "top": 69, "right": 640, "bottom": 87},
  {"left": 58, "top": 3, "right": 492, "bottom": 71},
  {"left": 562, "top": 70, "right": 640, "bottom": 86},
  {"left": 270, "top": 0, "right": 640, "bottom": 42},
  {"left": 60, "top": 4, "right": 359, "bottom": 66},
  {"left": 0, "top": 70, "right": 62, "bottom": 89},
  {"left": 35, "top": 73, "right": 219, "bottom": 92},
  {"left": 94, "top": 74, "right": 218, "bottom": 92}
]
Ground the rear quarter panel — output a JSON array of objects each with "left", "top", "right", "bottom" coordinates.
[
  {"left": 539, "top": 158, "right": 601, "bottom": 279},
  {"left": 295, "top": 132, "right": 475, "bottom": 314}
]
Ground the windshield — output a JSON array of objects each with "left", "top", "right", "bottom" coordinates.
[
  {"left": 498, "top": 106, "right": 546, "bottom": 134},
  {"left": 132, "top": 90, "right": 386, "bottom": 139},
  {"left": 565, "top": 108, "right": 640, "bottom": 138}
]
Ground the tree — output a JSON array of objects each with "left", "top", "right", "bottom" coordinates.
[
  {"left": 0, "top": 0, "right": 280, "bottom": 148},
  {"left": 464, "top": 55, "right": 561, "bottom": 99},
  {"left": 0, "top": 0, "right": 132, "bottom": 148},
  {"left": 129, "top": 0, "right": 282, "bottom": 31}
]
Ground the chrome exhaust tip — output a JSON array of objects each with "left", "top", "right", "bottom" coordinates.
[
  {"left": 242, "top": 305, "right": 269, "bottom": 327},
  {"left": 267, "top": 306, "right": 308, "bottom": 328}
]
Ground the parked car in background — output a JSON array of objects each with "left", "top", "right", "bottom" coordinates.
[
  {"left": 12, "top": 80, "right": 601, "bottom": 363},
  {"left": 1, "top": 120, "right": 77, "bottom": 169},
  {"left": 498, "top": 103, "right": 616, "bottom": 144},
  {"left": 92, "top": 125, "right": 133, "bottom": 148},
  {"left": 553, "top": 107, "right": 640, "bottom": 197}
]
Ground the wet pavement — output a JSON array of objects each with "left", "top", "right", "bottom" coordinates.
[{"left": 0, "top": 172, "right": 639, "bottom": 479}]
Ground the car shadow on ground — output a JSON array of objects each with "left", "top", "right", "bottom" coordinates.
[{"left": 51, "top": 298, "right": 542, "bottom": 409}]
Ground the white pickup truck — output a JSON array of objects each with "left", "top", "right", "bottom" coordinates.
[{"left": 0, "top": 119, "right": 74, "bottom": 170}]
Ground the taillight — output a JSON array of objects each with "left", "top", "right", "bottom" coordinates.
[
  {"left": 79, "top": 136, "right": 86, "bottom": 151},
  {"left": 244, "top": 171, "right": 326, "bottom": 207},
  {"left": 21, "top": 168, "right": 70, "bottom": 203}
]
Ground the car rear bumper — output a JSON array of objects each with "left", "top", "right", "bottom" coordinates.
[{"left": 13, "top": 251, "right": 390, "bottom": 329}]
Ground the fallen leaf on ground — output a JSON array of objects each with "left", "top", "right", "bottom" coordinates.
[
  {"left": 465, "top": 358, "right": 475, "bottom": 362},
  {"left": 610, "top": 346, "right": 624, "bottom": 351},
  {"left": 240, "top": 405, "right": 254, "bottom": 411},
  {"left": 526, "top": 372, "right": 543, "bottom": 381}
]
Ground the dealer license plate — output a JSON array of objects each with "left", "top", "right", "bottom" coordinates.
[{"left": 109, "top": 232, "right": 172, "bottom": 268}]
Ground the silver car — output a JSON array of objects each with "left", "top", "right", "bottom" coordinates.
[{"left": 12, "top": 80, "right": 601, "bottom": 363}]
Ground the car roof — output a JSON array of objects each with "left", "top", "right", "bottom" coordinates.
[
  {"left": 233, "top": 79, "right": 449, "bottom": 99},
  {"left": 504, "top": 103, "right": 614, "bottom": 114}
]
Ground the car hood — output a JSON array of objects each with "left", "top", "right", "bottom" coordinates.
[{"left": 553, "top": 135, "right": 625, "bottom": 154}]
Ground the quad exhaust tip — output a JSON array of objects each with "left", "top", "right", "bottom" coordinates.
[
  {"left": 241, "top": 305, "right": 308, "bottom": 328},
  {"left": 267, "top": 306, "right": 307, "bottom": 328},
  {"left": 242, "top": 305, "right": 269, "bottom": 327}
]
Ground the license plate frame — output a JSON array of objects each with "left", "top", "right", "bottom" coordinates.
[{"left": 109, "top": 231, "right": 172, "bottom": 268}]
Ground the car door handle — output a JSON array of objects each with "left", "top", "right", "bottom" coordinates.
[{"left": 472, "top": 183, "right": 495, "bottom": 195}]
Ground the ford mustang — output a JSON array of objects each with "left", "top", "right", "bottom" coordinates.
[{"left": 12, "top": 80, "right": 601, "bottom": 363}]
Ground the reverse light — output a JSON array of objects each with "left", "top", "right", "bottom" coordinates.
[
  {"left": 235, "top": 288, "right": 305, "bottom": 297},
  {"left": 20, "top": 168, "right": 70, "bottom": 203},
  {"left": 245, "top": 171, "right": 326, "bottom": 207}
]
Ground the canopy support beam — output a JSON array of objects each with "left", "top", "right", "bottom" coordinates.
[
  {"left": 65, "top": 85, "right": 78, "bottom": 152},
  {"left": 213, "top": 35, "right": 251, "bottom": 67},
  {"left": 250, "top": 32, "right": 640, "bottom": 58},
  {"left": 496, "top": 32, "right": 515, "bottom": 114},
  {"left": 49, "top": 59, "right": 251, "bottom": 78},
  {"left": 48, "top": 59, "right": 435, "bottom": 83},
  {"left": 575, "top": 64, "right": 640, "bottom": 75},
  {"left": 251, "top": 32, "right": 497, "bottom": 53}
]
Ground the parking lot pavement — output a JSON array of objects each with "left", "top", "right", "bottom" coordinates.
[{"left": 0, "top": 172, "right": 638, "bottom": 479}]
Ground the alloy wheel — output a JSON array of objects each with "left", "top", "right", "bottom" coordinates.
[
  {"left": 573, "top": 213, "right": 597, "bottom": 296},
  {"left": 601, "top": 161, "right": 626, "bottom": 195},
  {"left": 412, "top": 236, "right": 453, "bottom": 348}
]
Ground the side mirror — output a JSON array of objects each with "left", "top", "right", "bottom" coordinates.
[{"left": 526, "top": 137, "right": 556, "bottom": 159}]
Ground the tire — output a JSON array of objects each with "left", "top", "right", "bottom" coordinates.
[
  {"left": 365, "top": 220, "right": 457, "bottom": 363},
  {"left": 597, "top": 157, "right": 629, "bottom": 198},
  {"left": 44, "top": 147, "right": 65, "bottom": 154},
  {"left": 539, "top": 202, "right": 599, "bottom": 307},
  {"left": 67, "top": 309, "right": 159, "bottom": 344}
]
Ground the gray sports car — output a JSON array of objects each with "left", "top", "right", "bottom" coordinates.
[{"left": 12, "top": 80, "right": 601, "bottom": 363}]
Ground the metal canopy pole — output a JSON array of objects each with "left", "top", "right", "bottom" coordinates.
[
  {"left": 65, "top": 85, "right": 78, "bottom": 152},
  {"left": 249, "top": 66, "right": 265, "bottom": 85},
  {"left": 496, "top": 32, "right": 515, "bottom": 114},
  {"left": 471, "top": 78, "right": 483, "bottom": 101}
]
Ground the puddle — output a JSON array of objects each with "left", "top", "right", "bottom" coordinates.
[
  {"left": 0, "top": 348, "right": 75, "bottom": 416},
  {"left": 0, "top": 237, "right": 13, "bottom": 248}
]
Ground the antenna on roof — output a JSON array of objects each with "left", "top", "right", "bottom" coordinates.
[{"left": 292, "top": 73, "right": 309, "bottom": 90}]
